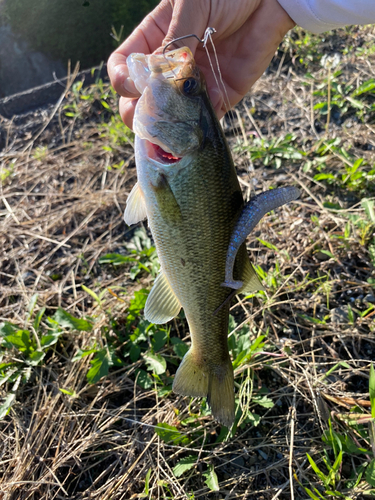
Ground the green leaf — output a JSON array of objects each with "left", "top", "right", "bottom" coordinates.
[
  {"left": 318, "top": 249, "right": 335, "bottom": 260},
  {"left": 59, "top": 388, "right": 77, "bottom": 397},
  {"left": 144, "top": 352, "right": 166, "bottom": 375},
  {"left": 346, "top": 96, "right": 365, "bottom": 109},
  {"left": 129, "top": 343, "right": 141, "bottom": 362},
  {"left": 139, "top": 468, "right": 152, "bottom": 498},
  {"left": 252, "top": 394, "right": 274, "bottom": 408},
  {"left": 304, "top": 487, "right": 324, "bottom": 500},
  {"left": 370, "top": 364, "right": 375, "bottom": 419},
  {"left": 72, "top": 347, "right": 98, "bottom": 362},
  {"left": 40, "top": 334, "right": 60, "bottom": 349},
  {"left": 362, "top": 198, "right": 375, "bottom": 224},
  {"left": 0, "top": 367, "right": 19, "bottom": 387},
  {"left": 0, "top": 392, "right": 16, "bottom": 420},
  {"left": 28, "top": 351, "right": 45, "bottom": 366},
  {"left": 327, "top": 450, "right": 343, "bottom": 486},
  {"left": 4, "top": 330, "right": 32, "bottom": 353},
  {"left": 27, "top": 294, "right": 38, "bottom": 320},
  {"left": 173, "top": 455, "right": 198, "bottom": 477},
  {"left": 127, "top": 289, "right": 149, "bottom": 322},
  {"left": 306, "top": 453, "right": 327, "bottom": 485},
  {"left": 54, "top": 308, "right": 93, "bottom": 331},
  {"left": 257, "top": 238, "right": 279, "bottom": 252},
  {"left": 203, "top": 464, "right": 220, "bottom": 492},
  {"left": 100, "top": 100, "right": 111, "bottom": 110},
  {"left": 171, "top": 337, "right": 189, "bottom": 359},
  {"left": 33, "top": 307, "right": 46, "bottom": 331},
  {"left": 351, "top": 78, "right": 375, "bottom": 97},
  {"left": 135, "top": 369, "right": 153, "bottom": 389},
  {"left": 155, "top": 423, "right": 190, "bottom": 445},
  {"left": 99, "top": 253, "right": 137, "bottom": 266},
  {"left": 366, "top": 459, "right": 375, "bottom": 487},
  {"left": 0, "top": 322, "right": 18, "bottom": 337},
  {"left": 314, "top": 102, "right": 328, "bottom": 110},
  {"left": 152, "top": 330, "right": 168, "bottom": 351},
  {"left": 81, "top": 285, "right": 101, "bottom": 305},
  {"left": 313, "top": 173, "right": 336, "bottom": 181},
  {"left": 87, "top": 348, "right": 113, "bottom": 384}
]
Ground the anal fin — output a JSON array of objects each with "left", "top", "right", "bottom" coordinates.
[
  {"left": 124, "top": 182, "right": 147, "bottom": 226},
  {"left": 235, "top": 244, "right": 264, "bottom": 295},
  {"left": 144, "top": 271, "right": 181, "bottom": 324}
]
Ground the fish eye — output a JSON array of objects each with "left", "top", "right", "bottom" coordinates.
[{"left": 182, "top": 77, "right": 199, "bottom": 95}]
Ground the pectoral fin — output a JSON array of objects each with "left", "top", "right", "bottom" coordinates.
[
  {"left": 152, "top": 172, "right": 182, "bottom": 225},
  {"left": 124, "top": 182, "right": 147, "bottom": 226},
  {"left": 144, "top": 270, "right": 181, "bottom": 324}
]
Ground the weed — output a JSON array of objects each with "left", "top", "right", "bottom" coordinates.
[
  {"left": 0, "top": 296, "right": 93, "bottom": 417},
  {"left": 0, "top": 161, "right": 15, "bottom": 182},
  {"left": 301, "top": 365, "right": 375, "bottom": 498},
  {"left": 237, "top": 133, "right": 304, "bottom": 169},
  {"left": 100, "top": 227, "right": 159, "bottom": 279}
]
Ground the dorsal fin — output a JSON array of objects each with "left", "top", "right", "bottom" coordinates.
[
  {"left": 144, "top": 271, "right": 181, "bottom": 324},
  {"left": 124, "top": 182, "right": 147, "bottom": 226}
]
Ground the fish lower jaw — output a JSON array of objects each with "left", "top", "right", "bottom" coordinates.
[{"left": 145, "top": 140, "right": 182, "bottom": 165}]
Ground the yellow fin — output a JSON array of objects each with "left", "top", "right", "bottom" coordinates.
[
  {"left": 239, "top": 255, "right": 264, "bottom": 295},
  {"left": 144, "top": 271, "right": 181, "bottom": 324},
  {"left": 233, "top": 244, "right": 264, "bottom": 295},
  {"left": 173, "top": 349, "right": 235, "bottom": 427},
  {"left": 152, "top": 172, "right": 182, "bottom": 225},
  {"left": 124, "top": 182, "right": 147, "bottom": 226}
]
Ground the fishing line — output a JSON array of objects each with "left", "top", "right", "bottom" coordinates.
[{"left": 202, "top": 28, "right": 243, "bottom": 145}]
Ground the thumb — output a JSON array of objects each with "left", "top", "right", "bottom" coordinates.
[{"left": 161, "top": 0, "right": 210, "bottom": 55}]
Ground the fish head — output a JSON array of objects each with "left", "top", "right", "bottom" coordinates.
[{"left": 127, "top": 47, "right": 210, "bottom": 165}]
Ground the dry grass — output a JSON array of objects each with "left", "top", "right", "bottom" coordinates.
[{"left": 0, "top": 26, "right": 375, "bottom": 499}]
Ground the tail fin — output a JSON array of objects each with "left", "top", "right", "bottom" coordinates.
[{"left": 172, "top": 349, "right": 235, "bottom": 427}]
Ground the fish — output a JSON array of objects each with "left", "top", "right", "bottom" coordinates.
[{"left": 124, "top": 46, "right": 300, "bottom": 426}]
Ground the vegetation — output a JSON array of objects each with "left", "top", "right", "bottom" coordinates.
[
  {"left": 0, "top": 24, "right": 375, "bottom": 499},
  {"left": 4, "top": 0, "right": 158, "bottom": 68}
]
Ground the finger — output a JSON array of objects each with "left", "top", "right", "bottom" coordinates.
[
  {"left": 108, "top": 1, "right": 173, "bottom": 97},
  {"left": 119, "top": 97, "right": 138, "bottom": 130},
  {"left": 220, "top": 0, "right": 295, "bottom": 99},
  {"left": 162, "top": 0, "right": 210, "bottom": 55}
]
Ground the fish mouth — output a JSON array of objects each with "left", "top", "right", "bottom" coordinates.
[{"left": 146, "top": 140, "right": 182, "bottom": 165}]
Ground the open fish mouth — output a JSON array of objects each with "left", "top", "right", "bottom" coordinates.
[{"left": 145, "top": 140, "right": 182, "bottom": 165}]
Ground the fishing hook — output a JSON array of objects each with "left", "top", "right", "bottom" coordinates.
[{"left": 162, "top": 27, "right": 216, "bottom": 57}]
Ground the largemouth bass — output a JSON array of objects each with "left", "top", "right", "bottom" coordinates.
[{"left": 124, "top": 47, "right": 299, "bottom": 426}]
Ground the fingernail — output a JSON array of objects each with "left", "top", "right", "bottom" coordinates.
[{"left": 124, "top": 77, "right": 140, "bottom": 97}]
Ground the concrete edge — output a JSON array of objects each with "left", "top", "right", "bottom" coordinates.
[{"left": 0, "top": 64, "right": 108, "bottom": 119}]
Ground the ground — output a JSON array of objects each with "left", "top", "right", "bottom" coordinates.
[{"left": 0, "top": 26, "right": 375, "bottom": 500}]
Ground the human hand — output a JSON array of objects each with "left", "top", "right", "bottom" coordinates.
[{"left": 107, "top": 0, "right": 295, "bottom": 129}]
